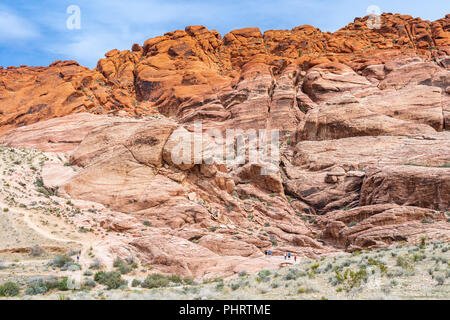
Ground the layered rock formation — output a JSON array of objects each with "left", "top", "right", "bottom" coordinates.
[
  {"left": 1, "top": 13, "right": 449, "bottom": 135},
  {"left": 0, "top": 13, "right": 449, "bottom": 277}
]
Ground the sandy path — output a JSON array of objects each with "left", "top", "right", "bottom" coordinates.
[{"left": 0, "top": 200, "right": 102, "bottom": 273}]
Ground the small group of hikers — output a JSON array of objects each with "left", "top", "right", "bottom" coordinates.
[
  {"left": 284, "top": 252, "right": 297, "bottom": 262},
  {"left": 264, "top": 250, "right": 298, "bottom": 263}
]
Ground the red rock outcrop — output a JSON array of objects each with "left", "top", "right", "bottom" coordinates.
[
  {"left": 316, "top": 204, "right": 449, "bottom": 251},
  {"left": 1, "top": 13, "right": 449, "bottom": 136},
  {"left": 0, "top": 13, "right": 449, "bottom": 275}
]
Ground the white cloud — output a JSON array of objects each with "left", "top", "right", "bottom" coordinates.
[
  {"left": 0, "top": 7, "right": 40, "bottom": 42},
  {"left": 46, "top": 28, "right": 164, "bottom": 68}
]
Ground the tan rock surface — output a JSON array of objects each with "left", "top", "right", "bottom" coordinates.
[{"left": 0, "top": 13, "right": 449, "bottom": 278}]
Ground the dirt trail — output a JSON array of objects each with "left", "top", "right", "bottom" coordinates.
[{"left": 0, "top": 200, "right": 103, "bottom": 272}]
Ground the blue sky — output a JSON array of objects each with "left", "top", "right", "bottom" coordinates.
[{"left": 0, "top": 0, "right": 448, "bottom": 69}]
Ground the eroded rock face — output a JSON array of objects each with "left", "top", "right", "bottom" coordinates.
[
  {"left": 10, "top": 114, "right": 323, "bottom": 277},
  {"left": 0, "top": 13, "right": 449, "bottom": 277},
  {"left": 360, "top": 166, "right": 450, "bottom": 211},
  {"left": 1, "top": 13, "right": 449, "bottom": 136},
  {"left": 295, "top": 58, "right": 449, "bottom": 141},
  {"left": 316, "top": 205, "right": 449, "bottom": 251},
  {"left": 284, "top": 133, "right": 450, "bottom": 213},
  {"left": 0, "top": 113, "right": 119, "bottom": 152}
]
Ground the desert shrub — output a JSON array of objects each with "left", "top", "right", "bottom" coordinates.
[
  {"left": 58, "top": 278, "right": 69, "bottom": 291},
  {"left": 0, "top": 282, "right": 20, "bottom": 297},
  {"left": 334, "top": 268, "right": 368, "bottom": 293},
  {"left": 238, "top": 271, "right": 248, "bottom": 277},
  {"left": 67, "top": 264, "right": 81, "bottom": 272},
  {"left": 387, "top": 269, "right": 404, "bottom": 278},
  {"left": 83, "top": 279, "right": 97, "bottom": 288},
  {"left": 283, "top": 268, "right": 299, "bottom": 281},
  {"left": 34, "top": 177, "right": 44, "bottom": 188},
  {"left": 94, "top": 271, "right": 127, "bottom": 290},
  {"left": 167, "top": 275, "right": 183, "bottom": 284},
  {"left": 131, "top": 279, "right": 141, "bottom": 287},
  {"left": 258, "top": 270, "right": 271, "bottom": 278},
  {"left": 434, "top": 275, "right": 445, "bottom": 286},
  {"left": 215, "top": 281, "right": 225, "bottom": 291},
  {"left": 113, "top": 257, "right": 134, "bottom": 275},
  {"left": 37, "top": 187, "right": 51, "bottom": 196},
  {"left": 342, "top": 260, "right": 352, "bottom": 267},
  {"left": 141, "top": 274, "right": 170, "bottom": 289},
  {"left": 118, "top": 263, "right": 132, "bottom": 275},
  {"left": 257, "top": 270, "right": 271, "bottom": 282},
  {"left": 183, "top": 277, "right": 196, "bottom": 285},
  {"left": 310, "top": 262, "right": 320, "bottom": 273},
  {"left": 271, "top": 282, "right": 279, "bottom": 289},
  {"left": 367, "top": 258, "right": 388, "bottom": 274},
  {"left": 29, "top": 245, "right": 44, "bottom": 257},
  {"left": 413, "top": 253, "right": 426, "bottom": 262},
  {"left": 396, "top": 255, "right": 415, "bottom": 272},
  {"left": 25, "top": 284, "right": 47, "bottom": 295},
  {"left": 89, "top": 258, "right": 103, "bottom": 270},
  {"left": 230, "top": 283, "right": 241, "bottom": 291},
  {"left": 419, "top": 236, "right": 427, "bottom": 248},
  {"left": 297, "top": 284, "right": 317, "bottom": 294},
  {"left": 24, "top": 278, "right": 63, "bottom": 295},
  {"left": 49, "top": 254, "right": 73, "bottom": 268},
  {"left": 323, "top": 263, "right": 333, "bottom": 273},
  {"left": 202, "top": 277, "right": 223, "bottom": 284},
  {"left": 140, "top": 273, "right": 190, "bottom": 289},
  {"left": 143, "top": 221, "right": 151, "bottom": 227}
]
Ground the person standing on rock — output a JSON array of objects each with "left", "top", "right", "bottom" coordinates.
[
  {"left": 284, "top": 253, "right": 287, "bottom": 260},
  {"left": 288, "top": 252, "right": 291, "bottom": 259},
  {"left": 294, "top": 256, "right": 297, "bottom": 263}
]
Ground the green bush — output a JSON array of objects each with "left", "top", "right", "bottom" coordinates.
[
  {"left": 0, "top": 282, "right": 20, "bottom": 297},
  {"left": 49, "top": 254, "right": 74, "bottom": 268},
  {"left": 113, "top": 257, "right": 134, "bottom": 275},
  {"left": 58, "top": 278, "right": 69, "bottom": 291},
  {"left": 141, "top": 273, "right": 191, "bottom": 289},
  {"left": 131, "top": 279, "right": 141, "bottom": 287},
  {"left": 34, "top": 177, "right": 44, "bottom": 188},
  {"left": 231, "top": 283, "right": 240, "bottom": 291},
  {"left": 367, "top": 258, "right": 388, "bottom": 274},
  {"left": 168, "top": 275, "right": 183, "bottom": 284},
  {"left": 183, "top": 277, "right": 195, "bottom": 285},
  {"left": 334, "top": 268, "right": 368, "bottom": 293},
  {"left": 310, "top": 262, "right": 320, "bottom": 273},
  {"left": 25, "top": 278, "right": 63, "bottom": 295},
  {"left": 238, "top": 271, "right": 248, "bottom": 277},
  {"left": 283, "top": 268, "right": 299, "bottom": 281},
  {"left": 396, "top": 255, "right": 415, "bottom": 272},
  {"left": 25, "top": 284, "right": 47, "bottom": 295},
  {"left": 143, "top": 221, "right": 151, "bottom": 227},
  {"left": 141, "top": 274, "right": 170, "bottom": 289},
  {"left": 119, "top": 264, "right": 132, "bottom": 275},
  {"left": 83, "top": 279, "right": 97, "bottom": 288},
  {"left": 94, "top": 271, "right": 127, "bottom": 290}
]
